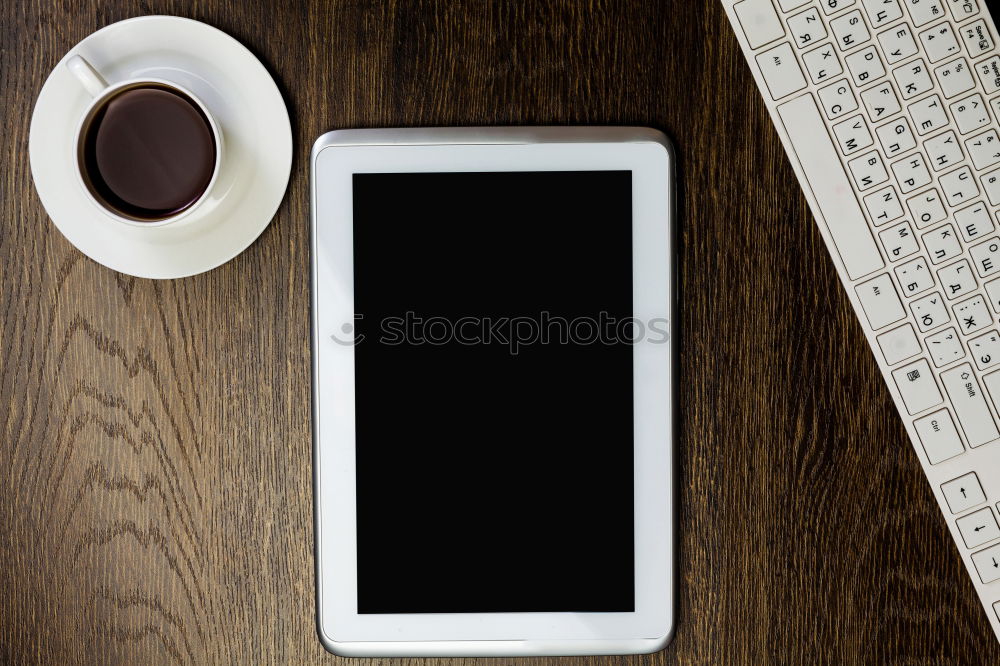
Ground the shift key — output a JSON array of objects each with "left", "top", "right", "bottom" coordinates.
[{"left": 941, "top": 363, "right": 1000, "bottom": 447}]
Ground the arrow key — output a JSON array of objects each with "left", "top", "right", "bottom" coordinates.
[
  {"left": 941, "top": 472, "right": 987, "bottom": 514},
  {"left": 971, "top": 543, "right": 1000, "bottom": 584},
  {"left": 957, "top": 507, "right": 1000, "bottom": 549}
]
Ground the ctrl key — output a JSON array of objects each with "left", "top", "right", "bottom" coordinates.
[{"left": 914, "top": 409, "right": 966, "bottom": 464}]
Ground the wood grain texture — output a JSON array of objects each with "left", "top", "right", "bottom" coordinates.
[{"left": 2, "top": 0, "right": 999, "bottom": 663}]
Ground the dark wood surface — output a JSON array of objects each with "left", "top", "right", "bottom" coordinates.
[{"left": 3, "top": 1, "right": 999, "bottom": 663}]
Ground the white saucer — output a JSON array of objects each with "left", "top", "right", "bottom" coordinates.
[{"left": 29, "top": 16, "right": 292, "bottom": 279}]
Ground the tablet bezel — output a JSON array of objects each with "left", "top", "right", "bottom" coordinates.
[{"left": 311, "top": 127, "right": 675, "bottom": 656}]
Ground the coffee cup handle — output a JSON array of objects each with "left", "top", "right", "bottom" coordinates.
[{"left": 66, "top": 55, "right": 109, "bottom": 97}]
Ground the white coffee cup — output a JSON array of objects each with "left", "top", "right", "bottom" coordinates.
[{"left": 67, "top": 54, "right": 223, "bottom": 227}]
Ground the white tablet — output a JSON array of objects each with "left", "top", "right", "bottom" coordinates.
[{"left": 311, "top": 127, "right": 675, "bottom": 657}]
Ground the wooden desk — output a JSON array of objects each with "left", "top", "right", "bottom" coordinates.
[{"left": 2, "top": 1, "right": 998, "bottom": 663}]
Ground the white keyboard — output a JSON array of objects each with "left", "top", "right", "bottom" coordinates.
[{"left": 722, "top": 0, "right": 1000, "bottom": 641}]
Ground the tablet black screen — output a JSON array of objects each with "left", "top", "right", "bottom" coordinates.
[{"left": 352, "top": 171, "right": 634, "bottom": 614}]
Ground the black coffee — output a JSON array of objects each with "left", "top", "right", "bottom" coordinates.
[{"left": 81, "top": 84, "right": 216, "bottom": 220}]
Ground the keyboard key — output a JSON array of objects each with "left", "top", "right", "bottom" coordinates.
[
  {"left": 933, "top": 57, "right": 975, "bottom": 98},
  {"left": 960, "top": 19, "right": 995, "bottom": 57},
  {"left": 846, "top": 45, "right": 885, "bottom": 85},
  {"left": 891, "top": 153, "right": 932, "bottom": 192},
  {"left": 975, "top": 55, "right": 1000, "bottom": 94},
  {"left": 860, "top": 81, "right": 902, "bottom": 121},
  {"left": 954, "top": 201, "right": 995, "bottom": 242},
  {"left": 833, "top": 115, "right": 874, "bottom": 154},
  {"left": 982, "top": 366, "right": 1000, "bottom": 405},
  {"left": 819, "top": 78, "right": 859, "bottom": 117},
  {"left": 923, "top": 223, "right": 962, "bottom": 264},
  {"left": 865, "top": 185, "right": 904, "bottom": 224},
  {"left": 919, "top": 22, "right": 961, "bottom": 62},
  {"left": 911, "top": 291, "right": 950, "bottom": 330},
  {"left": 941, "top": 471, "right": 987, "bottom": 513},
  {"left": 893, "top": 59, "right": 934, "bottom": 98},
  {"left": 904, "top": 0, "right": 947, "bottom": 27},
  {"left": 924, "top": 130, "right": 963, "bottom": 171},
  {"left": 802, "top": 43, "right": 844, "bottom": 83},
  {"left": 831, "top": 10, "right": 871, "bottom": 50},
  {"left": 953, "top": 294, "right": 991, "bottom": 334},
  {"left": 821, "top": 0, "right": 857, "bottom": 15},
  {"left": 957, "top": 506, "right": 1000, "bottom": 548},
  {"left": 878, "top": 23, "right": 919, "bottom": 62},
  {"left": 877, "top": 118, "right": 916, "bottom": 159},
  {"left": 893, "top": 358, "right": 944, "bottom": 413},
  {"left": 981, "top": 167, "right": 1000, "bottom": 205},
  {"left": 995, "top": 600, "right": 1000, "bottom": 623},
  {"left": 880, "top": 220, "right": 919, "bottom": 261},
  {"left": 939, "top": 259, "right": 977, "bottom": 299},
  {"left": 986, "top": 279, "right": 1000, "bottom": 312},
  {"left": 777, "top": 95, "right": 884, "bottom": 278},
  {"left": 777, "top": 0, "right": 810, "bottom": 10},
  {"left": 970, "top": 236, "right": 1000, "bottom": 277},
  {"left": 940, "top": 165, "right": 978, "bottom": 206},
  {"left": 956, "top": 304, "right": 998, "bottom": 348},
  {"left": 971, "top": 543, "right": 1000, "bottom": 583},
  {"left": 965, "top": 130, "right": 1000, "bottom": 170},
  {"left": 969, "top": 330, "right": 1000, "bottom": 370},
  {"left": 927, "top": 326, "right": 966, "bottom": 366},
  {"left": 981, "top": 273, "right": 1000, "bottom": 314},
  {"left": 950, "top": 93, "right": 990, "bottom": 134},
  {"left": 897, "top": 257, "right": 935, "bottom": 297},
  {"left": 907, "top": 188, "right": 946, "bottom": 228},
  {"left": 756, "top": 42, "right": 808, "bottom": 99},
  {"left": 863, "top": 0, "right": 903, "bottom": 26},
  {"left": 787, "top": 6, "right": 827, "bottom": 48},
  {"left": 909, "top": 94, "right": 948, "bottom": 134},
  {"left": 855, "top": 273, "right": 906, "bottom": 328},
  {"left": 991, "top": 97, "right": 1000, "bottom": 127},
  {"left": 946, "top": 0, "right": 979, "bottom": 21},
  {"left": 941, "top": 363, "right": 1000, "bottom": 445},
  {"left": 849, "top": 150, "right": 890, "bottom": 189},
  {"left": 914, "top": 408, "right": 965, "bottom": 461},
  {"left": 735, "top": 0, "right": 786, "bottom": 48},
  {"left": 878, "top": 323, "right": 922, "bottom": 363}
]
